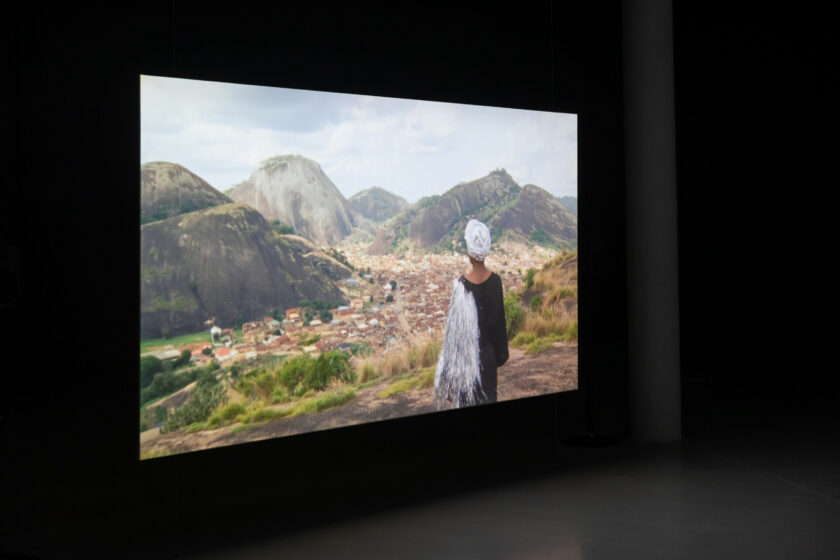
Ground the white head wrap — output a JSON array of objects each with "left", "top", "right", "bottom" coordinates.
[{"left": 464, "top": 219, "right": 491, "bottom": 261}]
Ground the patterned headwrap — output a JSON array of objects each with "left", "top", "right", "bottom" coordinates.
[{"left": 464, "top": 219, "right": 491, "bottom": 261}]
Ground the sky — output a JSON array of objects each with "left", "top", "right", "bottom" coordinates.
[{"left": 140, "top": 75, "right": 577, "bottom": 203}]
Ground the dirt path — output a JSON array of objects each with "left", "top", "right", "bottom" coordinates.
[{"left": 140, "top": 343, "right": 577, "bottom": 457}]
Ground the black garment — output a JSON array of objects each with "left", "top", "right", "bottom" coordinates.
[{"left": 460, "top": 272, "right": 509, "bottom": 403}]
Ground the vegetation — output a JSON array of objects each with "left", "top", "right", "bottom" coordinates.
[
  {"left": 161, "top": 369, "right": 228, "bottom": 433},
  {"left": 529, "top": 228, "right": 559, "bottom": 249},
  {"left": 506, "top": 250, "right": 577, "bottom": 344},
  {"left": 504, "top": 293, "right": 526, "bottom": 338},
  {"left": 206, "top": 402, "right": 248, "bottom": 429},
  {"left": 140, "top": 362, "right": 219, "bottom": 407},
  {"left": 235, "top": 350, "right": 354, "bottom": 401},
  {"left": 375, "top": 368, "right": 435, "bottom": 398},
  {"left": 272, "top": 220, "right": 296, "bottom": 235},
  {"left": 348, "top": 342, "right": 373, "bottom": 357},
  {"left": 524, "top": 268, "right": 536, "bottom": 289},
  {"left": 358, "top": 338, "right": 441, "bottom": 380},
  {"left": 140, "top": 355, "right": 162, "bottom": 389},
  {"left": 326, "top": 247, "right": 355, "bottom": 270}
]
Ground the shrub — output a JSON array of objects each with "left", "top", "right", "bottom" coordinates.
[
  {"left": 175, "top": 349, "right": 191, "bottom": 369},
  {"left": 140, "top": 355, "right": 162, "bottom": 389},
  {"left": 529, "top": 295, "right": 543, "bottom": 312},
  {"left": 276, "top": 351, "right": 354, "bottom": 395},
  {"left": 270, "top": 387, "right": 290, "bottom": 404},
  {"left": 504, "top": 293, "right": 525, "bottom": 338},
  {"left": 206, "top": 402, "right": 248, "bottom": 428},
  {"left": 524, "top": 268, "right": 536, "bottom": 289}
]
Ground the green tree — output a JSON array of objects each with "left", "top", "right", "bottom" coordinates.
[
  {"left": 175, "top": 349, "right": 191, "bottom": 369},
  {"left": 140, "top": 355, "right": 162, "bottom": 389},
  {"left": 319, "top": 309, "right": 333, "bottom": 322},
  {"left": 389, "top": 280, "right": 397, "bottom": 291}
]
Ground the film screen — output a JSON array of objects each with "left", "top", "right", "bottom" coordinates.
[{"left": 139, "top": 75, "right": 578, "bottom": 459}]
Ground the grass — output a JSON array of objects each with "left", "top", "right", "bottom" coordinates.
[
  {"left": 141, "top": 330, "right": 211, "bottom": 353},
  {"left": 202, "top": 389, "right": 359, "bottom": 432},
  {"left": 185, "top": 422, "right": 206, "bottom": 433},
  {"left": 361, "top": 338, "right": 441, "bottom": 380},
  {"left": 525, "top": 334, "right": 561, "bottom": 355},
  {"left": 140, "top": 448, "right": 171, "bottom": 460},
  {"left": 511, "top": 332, "right": 536, "bottom": 348},
  {"left": 356, "top": 376, "right": 386, "bottom": 390},
  {"left": 287, "top": 390, "right": 356, "bottom": 416},
  {"left": 376, "top": 367, "right": 435, "bottom": 398},
  {"left": 228, "top": 423, "right": 260, "bottom": 436}
]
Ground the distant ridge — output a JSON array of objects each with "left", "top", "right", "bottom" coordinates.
[{"left": 367, "top": 170, "right": 577, "bottom": 254}]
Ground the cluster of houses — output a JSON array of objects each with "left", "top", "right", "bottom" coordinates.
[{"left": 151, "top": 244, "right": 555, "bottom": 370}]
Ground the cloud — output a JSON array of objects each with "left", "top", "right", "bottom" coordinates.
[{"left": 141, "top": 75, "right": 577, "bottom": 200}]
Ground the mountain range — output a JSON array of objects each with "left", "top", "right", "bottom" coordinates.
[{"left": 367, "top": 170, "right": 577, "bottom": 254}]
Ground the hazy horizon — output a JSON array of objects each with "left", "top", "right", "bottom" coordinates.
[{"left": 141, "top": 75, "right": 577, "bottom": 204}]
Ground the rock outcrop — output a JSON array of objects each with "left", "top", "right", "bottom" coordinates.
[{"left": 227, "top": 155, "right": 354, "bottom": 246}]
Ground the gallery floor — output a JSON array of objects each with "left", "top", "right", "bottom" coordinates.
[{"left": 178, "top": 387, "right": 840, "bottom": 560}]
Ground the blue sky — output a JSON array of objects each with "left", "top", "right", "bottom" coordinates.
[{"left": 141, "top": 75, "right": 577, "bottom": 203}]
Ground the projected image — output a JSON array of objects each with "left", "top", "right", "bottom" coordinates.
[{"left": 139, "top": 75, "right": 578, "bottom": 459}]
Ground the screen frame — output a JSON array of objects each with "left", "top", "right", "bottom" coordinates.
[{"left": 136, "top": 72, "right": 586, "bottom": 460}]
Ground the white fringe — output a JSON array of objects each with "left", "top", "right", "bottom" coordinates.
[{"left": 434, "top": 278, "right": 485, "bottom": 409}]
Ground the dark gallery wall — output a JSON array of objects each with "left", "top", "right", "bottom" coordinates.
[
  {"left": 673, "top": 6, "right": 834, "bottom": 435},
  {"left": 3, "top": 4, "right": 626, "bottom": 558}
]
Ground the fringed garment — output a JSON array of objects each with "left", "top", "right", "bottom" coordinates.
[{"left": 434, "top": 273, "right": 509, "bottom": 409}]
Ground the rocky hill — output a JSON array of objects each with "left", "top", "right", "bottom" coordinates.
[
  {"left": 493, "top": 185, "right": 577, "bottom": 248},
  {"left": 227, "top": 155, "right": 354, "bottom": 246},
  {"left": 556, "top": 196, "right": 577, "bottom": 215},
  {"left": 140, "top": 203, "right": 348, "bottom": 339},
  {"left": 408, "top": 170, "right": 520, "bottom": 249},
  {"left": 348, "top": 187, "right": 409, "bottom": 224},
  {"left": 141, "top": 162, "right": 232, "bottom": 224},
  {"left": 367, "top": 170, "right": 577, "bottom": 254}
]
